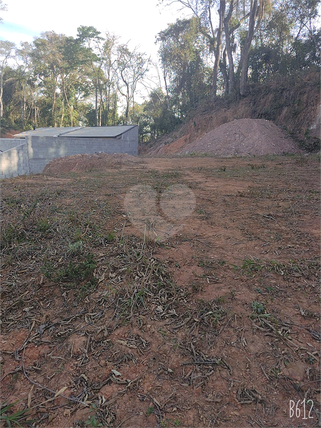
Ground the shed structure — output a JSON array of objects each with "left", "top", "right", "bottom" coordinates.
[{"left": 0, "top": 125, "right": 138, "bottom": 178}]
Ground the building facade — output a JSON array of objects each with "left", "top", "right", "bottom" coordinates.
[{"left": 0, "top": 125, "right": 138, "bottom": 178}]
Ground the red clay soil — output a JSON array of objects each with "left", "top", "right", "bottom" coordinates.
[
  {"left": 43, "top": 153, "right": 141, "bottom": 175},
  {"left": 0, "top": 154, "right": 320, "bottom": 428}
]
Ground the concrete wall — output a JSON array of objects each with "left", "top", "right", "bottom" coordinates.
[
  {"left": 121, "top": 126, "right": 139, "bottom": 154},
  {"left": 0, "top": 141, "right": 29, "bottom": 179},
  {"left": 0, "top": 138, "right": 25, "bottom": 152},
  {"left": 0, "top": 126, "right": 138, "bottom": 177},
  {"left": 27, "top": 126, "right": 138, "bottom": 174}
]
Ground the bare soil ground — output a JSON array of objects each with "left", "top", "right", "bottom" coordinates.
[{"left": 1, "top": 153, "right": 320, "bottom": 428}]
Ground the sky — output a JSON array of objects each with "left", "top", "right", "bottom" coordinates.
[{"left": 0, "top": 0, "right": 188, "bottom": 60}]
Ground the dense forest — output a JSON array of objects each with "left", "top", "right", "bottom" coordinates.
[{"left": 0, "top": 0, "right": 320, "bottom": 143}]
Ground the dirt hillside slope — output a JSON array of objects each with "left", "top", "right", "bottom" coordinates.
[
  {"left": 151, "top": 118, "right": 301, "bottom": 156},
  {"left": 143, "top": 70, "right": 320, "bottom": 156}
]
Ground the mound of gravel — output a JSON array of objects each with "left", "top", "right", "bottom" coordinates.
[
  {"left": 159, "top": 119, "right": 301, "bottom": 156},
  {"left": 43, "top": 152, "right": 139, "bottom": 175}
]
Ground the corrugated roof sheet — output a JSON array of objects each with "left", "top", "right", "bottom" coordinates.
[
  {"left": 14, "top": 127, "right": 82, "bottom": 138},
  {"left": 15, "top": 126, "right": 136, "bottom": 139},
  {"left": 62, "top": 125, "right": 136, "bottom": 138}
]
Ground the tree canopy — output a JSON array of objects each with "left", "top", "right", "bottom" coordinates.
[{"left": 0, "top": 0, "right": 320, "bottom": 142}]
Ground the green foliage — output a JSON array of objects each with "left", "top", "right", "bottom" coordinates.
[
  {"left": 0, "top": 401, "right": 35, "bottom": 427},
  {"left": 36, "top": 218, "right": 51, "bottom": 232},
  {"left": 84, "top": 403, "right": 103, "bottom": 427},
  {"left": 41, "top": 253, "right": 97, "bottom": 290},
  {"left": 241, "top": 258, "right": 264, "bottom": 275},
  {"left": 251, "top": 301, "right": 266, "bottom": 314},
  {"left": 156, "top": 17, "right": 211, "bottom": 118},
  {"left": 68, "top": 240, "right": 84, "bottom": 254},
  {"left": 1, "top": 0, "right": 320, "bottom": 141},
  {"left": 147, "top": 406, "right": 154, "bottom": 415},
  {"left": 104, "top": 231, "right": 115, "bottom": 243},
  {"left": 0, "top": 224, "right": 25, "bottom": 248}
]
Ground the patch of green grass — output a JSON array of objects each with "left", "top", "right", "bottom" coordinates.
[
  {"left": 3, "top": 196, "right": 23, "bottom": 207},
  {"left": 22, "top": 201, "right": 38, "bottom": 220},
  {"left": 73, "top": 228, "right": 82, "bottom": 241},
  {"left": 104, "top": 231, "right": 115, "bottom": 243},
  {"left": 41, "top": 253, "right": 97, "bottom": 291},
  {"left": 59, "top": 254, "right": 96, "bottom": 283},
  {"left": 0, "top": 401, "right": 35, "bottom": 427},
  {"left": 241, "top": 258, "right": 264, "bottom": 275},
  {"left": 68, "top": 240, "right": 84, "bottom": 255},
  {"left": 147, "top": 406, "right": 154, "bottom": 416},
  {"left": 0, "top": 224, "right": 26, "bottom": 248},
  {"left": 36, "top": 218, "right": 51, "bottom": 232},
  {"left": 196, "top": 207, "right": 205, "bottom": 215}
]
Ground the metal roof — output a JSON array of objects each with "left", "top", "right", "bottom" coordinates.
[
  {"left": 14, "top": 127, "right": 81, "bottom": 138},
  {"left": 15, "top": 126, "right": 136, "bottom": 139},
  {"left": 62, "top": 125, "right": 136, "bottom": 138},
  {"left": 14, "top": 129, "right": 37, "bottom": 138}
]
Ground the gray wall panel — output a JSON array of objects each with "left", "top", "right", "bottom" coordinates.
[
  {"left": 0, "top": 142, "right": 30, "bottom": 178},
  {"left": 0, "top": 139, "right": 25, "bottom": 152},
  {"left": 27, "top": 133, "right": 138, "bottom": 174}
]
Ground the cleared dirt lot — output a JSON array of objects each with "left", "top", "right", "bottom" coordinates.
[{"left": 1, "top": 154, "right": 320, "bottom": 427}]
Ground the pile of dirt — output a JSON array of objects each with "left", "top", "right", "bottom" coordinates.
[
  {"left": 43, "top": 152, "right": 140, "bottom": 175},
  {"left": 153, "top": 118, "right": 301, "bottom": 156}
]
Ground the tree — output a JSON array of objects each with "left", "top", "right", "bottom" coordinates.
[
  {"left": 248, "top": 0, "right": 320, "bottom": 81},
  {"left": 141, "top": 88, "right": 180, "bottom": 141},
  {"left": 239, "top": 0, "right": 268, "bottom": 95},
  {"left": 157, "top": 18, "right": 210, "bottom": 117},
  {"left": 77, "top": 26, "right": 103, "bottom": 126},
  {"left": 159, "top": 0, "right": 274, "bottom": 96},
  {"left": 96, "top": 32, "right": 119, "bottom": 126},
  {"left": 116, "top": 44, "right": 149, "bottom": 123},
  {"left": 159, "top": 0, "right": 227, "bottom": 99},
  {"left": 15, "top": 42, "right": 35, "bottom": 128},
  {"left": 0, "top": 40, "right": 15, "bottom": 118}
]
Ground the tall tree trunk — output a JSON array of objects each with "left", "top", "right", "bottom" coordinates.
[
  {"left": 212, "top": 0, "right": 226, "bottom": 99},
  {"left": 0, "top": 70, "right": 3, "bottom": 118},
  {"left": 240, "top": 0, "right": 258, "bottom": 96},
  {"left": 95, "top": 82, "right": 98, "bottom": 126},
  {"left": 52, "top": 85, "right": 57, "bottom": 127},
  {"left": 224, "top": 0, "right": 235, "bottom": 94},
  {"left": 70, "top": 105, "right": 73, "bottom": 127},
  {"left": 105, "top": 83, "right": 110, "bottom": 125},
  {"left": 125, "top": 87, "right": 130, "bottom": 124},
  {"left": 22, "top": 83, "right": 26, "bottom": 128},
  {"left": 220, "top": 49, "right": 229, "bottom": 95},
  {"left": 60, "top": 101, "right": 64, "bottom": 127}
]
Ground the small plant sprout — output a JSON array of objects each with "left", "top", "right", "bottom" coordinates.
[{"left": 252, "top": 301, "right": 266, "bottom": 314}]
